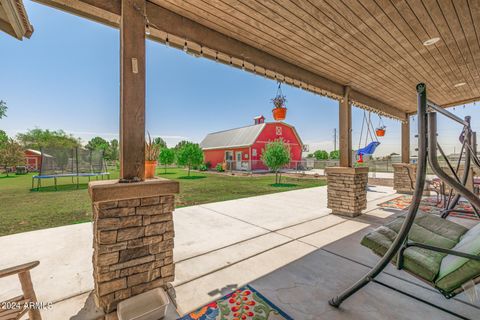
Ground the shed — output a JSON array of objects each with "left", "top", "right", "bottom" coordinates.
[{"left": 24, "top": 149, "right": 42, "bottom": 171}]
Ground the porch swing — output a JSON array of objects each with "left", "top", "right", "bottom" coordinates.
[
  {"left": 329, "top": 83, "right": 480, "bottom": 320},
  {"left": 356, "top": 111, "right": 380, "bottom": 163}
]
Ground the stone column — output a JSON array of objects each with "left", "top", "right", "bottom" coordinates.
[
  {"left": 325, "top": 167, "right": 368, "bottom": 217},
  {"left": 392, "top": 163, "right": 416, "bottom": 194},
  {"left": 88, "top": 178, "right": 179, "bottom": 314}
]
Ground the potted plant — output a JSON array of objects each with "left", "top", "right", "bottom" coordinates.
[
  {"left": 376, "top": 116, "right": 386, "bottom": 137},
  {"left": 271, "top": 83, "right": 287, "bottom": 121},
  {"left": 376, "top": 126, "right": 386, "bottom": 137},
  {"left": 145, "top": 133, "right": 160, "bottom": 179}
]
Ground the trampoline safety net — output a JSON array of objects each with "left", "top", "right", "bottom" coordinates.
[{"left": 39, "top": 148, "right": 107, "bottom": 176}]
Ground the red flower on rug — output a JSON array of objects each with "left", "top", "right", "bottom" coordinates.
[{"left": 178, "top": 285, "right": 293, "bottom": 320}]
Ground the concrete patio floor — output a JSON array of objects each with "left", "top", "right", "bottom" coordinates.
[{"left": 1, "top": 184, "right": 478, "bottom": 319}]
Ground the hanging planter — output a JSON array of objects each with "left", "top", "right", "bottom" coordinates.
[
  {"left": 375, "top": 116, "right": 386, "bottom": 137},
  {"left": 376, "top": 127, "right": 386, "bottom": 137},
  {"left": 272, "top": 107, "right": 287, "bottom": 121},
  {"left": 271, "top": 82, "right": 287, "bottom": 121}
]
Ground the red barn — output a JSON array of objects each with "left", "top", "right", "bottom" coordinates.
[
  {"left": 24, "top": 149, "right": 42, "bottom": 171},
  {"left": 200, "top": 116, "right": 303, "bottom": 171}
]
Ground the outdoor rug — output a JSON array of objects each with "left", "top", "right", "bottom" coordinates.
[
  {"left": 178, "top": 285, "right": 293, "bottom": 320},
  {"left": 379, "top": 195, "right": 479, "bottom": 220}
]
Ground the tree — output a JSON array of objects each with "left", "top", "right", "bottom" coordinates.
[
  {"left": 314, "top": 150, "right": 329, "bottom": 160},
  {"left": 0, "top": 100, "right": 7, "bottom": 119},
  {"left": 0, "top": 130, "right": 8, "bottom": 147},
  {"left": 329, "top": 150, "right": 340, "bottom": 160},
  {"left": 261, "top": 139, "right": 291, "bottom": 184},
  {"left": 106, "top": 139, "right": 119, "bottom": 161},
  {"left": 176, "top": 142, "right": 203, "bottom": 176},
  {"left": 153, "top": 137, "right": 167, "bottom": 149},
  {"left": 0, "top": 138, "right": 24, "bottom": 176},
  {"left": 86, "top": 136, "right": 109, "bottom": 152},
  {"left": 158, "top": 148, "right": 175, "bottom": 173},
  {"left": 174, "top": 140, "right": 190, "bottom": 150},
  {"left": 17, "top": 128, "right": 80, "bottom": 150}
]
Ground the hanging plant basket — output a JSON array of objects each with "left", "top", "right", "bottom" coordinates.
[
  {"left": 376, "top": 127, "right": 386, "bottom": 137},
  {"left": 272, "top": 107, "right": 287, "bottom": 121},
  {"left": 271, "top": 82, "right": 287, "bottom": 121}
]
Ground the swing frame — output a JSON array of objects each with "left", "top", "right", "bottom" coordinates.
[{"left": 329, "top": 83, "right": 480, "bottom": 320}]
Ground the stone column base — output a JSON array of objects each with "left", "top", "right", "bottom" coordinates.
[
  {"left": 325, "top": 167, "right": 368, "bottom": 217},
  {"left": 89, "top": 178, "right": 179, "bottom": 313},
  {"left": 392, "top": 163, "right": 416, "bottom": 194}
]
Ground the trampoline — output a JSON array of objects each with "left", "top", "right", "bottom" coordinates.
[{"left": 32, "top": 148, "right": 110, "bottom": 190}]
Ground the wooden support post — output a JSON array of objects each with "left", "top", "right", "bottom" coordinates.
[
  {"left": 120, "top": 0, "right": 146, "bottom": 181},
  {"left": 401, "top": 117, "right": 410, "bottom": 163},
  {"left": 339, "top": 86, "right": 352, "bottom": 167}
]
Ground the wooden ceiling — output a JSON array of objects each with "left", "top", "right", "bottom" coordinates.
[
  {"left": 150, "top": 0, "right": 480, "bottom": 114},
  {"left": 32, "top": 0, "right": 480, "bottom": 119}
]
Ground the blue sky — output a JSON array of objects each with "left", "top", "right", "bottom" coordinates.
[{"left": 0, "top": 1, "right": 477, "bottom": 156}]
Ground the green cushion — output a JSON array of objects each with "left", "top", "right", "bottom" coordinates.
[
  {"left": 361, "top": 214, "right": 470, "bottom": 284},
  {"left": 436, "top": 223, "right": 480, "bottom": 293}
]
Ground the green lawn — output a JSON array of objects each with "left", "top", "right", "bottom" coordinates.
[{"left": 0, "top": 168, "right": 326, "bottom": 236}]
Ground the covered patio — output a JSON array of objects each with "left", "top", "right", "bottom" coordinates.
[{"left": 1, "top": 0, "right": 480, "bottom": 319}]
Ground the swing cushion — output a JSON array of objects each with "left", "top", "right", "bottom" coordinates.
[
  {"left": 361, "top": 213, "right": 469, "bottom": 285},
  {"left": 435, "top": 223, "right": 480, "bottom": 293}
]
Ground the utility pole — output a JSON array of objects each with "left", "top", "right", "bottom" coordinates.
[{"left": 333, "top": 128, "right": 337, "bottom": 151}]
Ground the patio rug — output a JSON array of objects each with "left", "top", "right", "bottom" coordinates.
[
  {"left": 379, "top": 195, "right": 478, "bottom": 220},
  {"left": 178, "top": 285, "right": 293, "bottom": 320}
]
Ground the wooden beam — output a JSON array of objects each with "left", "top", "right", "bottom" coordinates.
[
  {"left": 401, "top": 117, "right": 410, "bottom": 163},
  {"left": 32, "top": 0, "right": 407, "bottom": 121},
  {"left": 339, "top": 86, "right": 352, "bottom": 167},
  {"left": 120, "top": 0, "right": 145, "bottom": 181}
]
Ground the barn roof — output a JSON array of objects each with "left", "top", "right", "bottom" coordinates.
[
  {"left": 200, "top": 123, "right": 266, "bottom": 150},
  {"left": 26, "top": 149, "right": 41, "bottom": 155},
  {"left": 200, "top": 122, "right": 303, "bottom": 150}
]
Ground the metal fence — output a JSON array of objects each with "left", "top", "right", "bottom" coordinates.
[{"left": 216, "top": 156, "right": 464, "bottom": 175}]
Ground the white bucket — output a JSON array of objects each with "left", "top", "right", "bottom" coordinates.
[{"left": 117, "top": 288, "right": 170, "bottom": 320}]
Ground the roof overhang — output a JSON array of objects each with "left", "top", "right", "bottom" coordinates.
[
  {"left": 31, "top": 0, "right": 480, "bottom": 120},
  {"left": 0, "top": 0, "right": 33, "bottom": 40}
]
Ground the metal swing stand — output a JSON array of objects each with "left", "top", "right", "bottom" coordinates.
[{"left": 328, "top": 83, "right": 480, "bottom": 320}]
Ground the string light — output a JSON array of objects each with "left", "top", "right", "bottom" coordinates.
[{"left": 183, "top": 41, "right": 188, "bottom": 52}]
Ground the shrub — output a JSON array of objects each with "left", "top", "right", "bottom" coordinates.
[
  {"left": 329, "top": 150, "right": 340, "bottom": 160},
  {"left": 199, "top": 164, "right": 208, "bottom": 171},
  {"left": 314, "top": 150, "right": 329, "bottom": 160},
  {"left": 216, "top": 163, "right": 224, "bottom": 172},
  {"left": 205, "top": 161, "right": 212, "bottom": 169}
]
